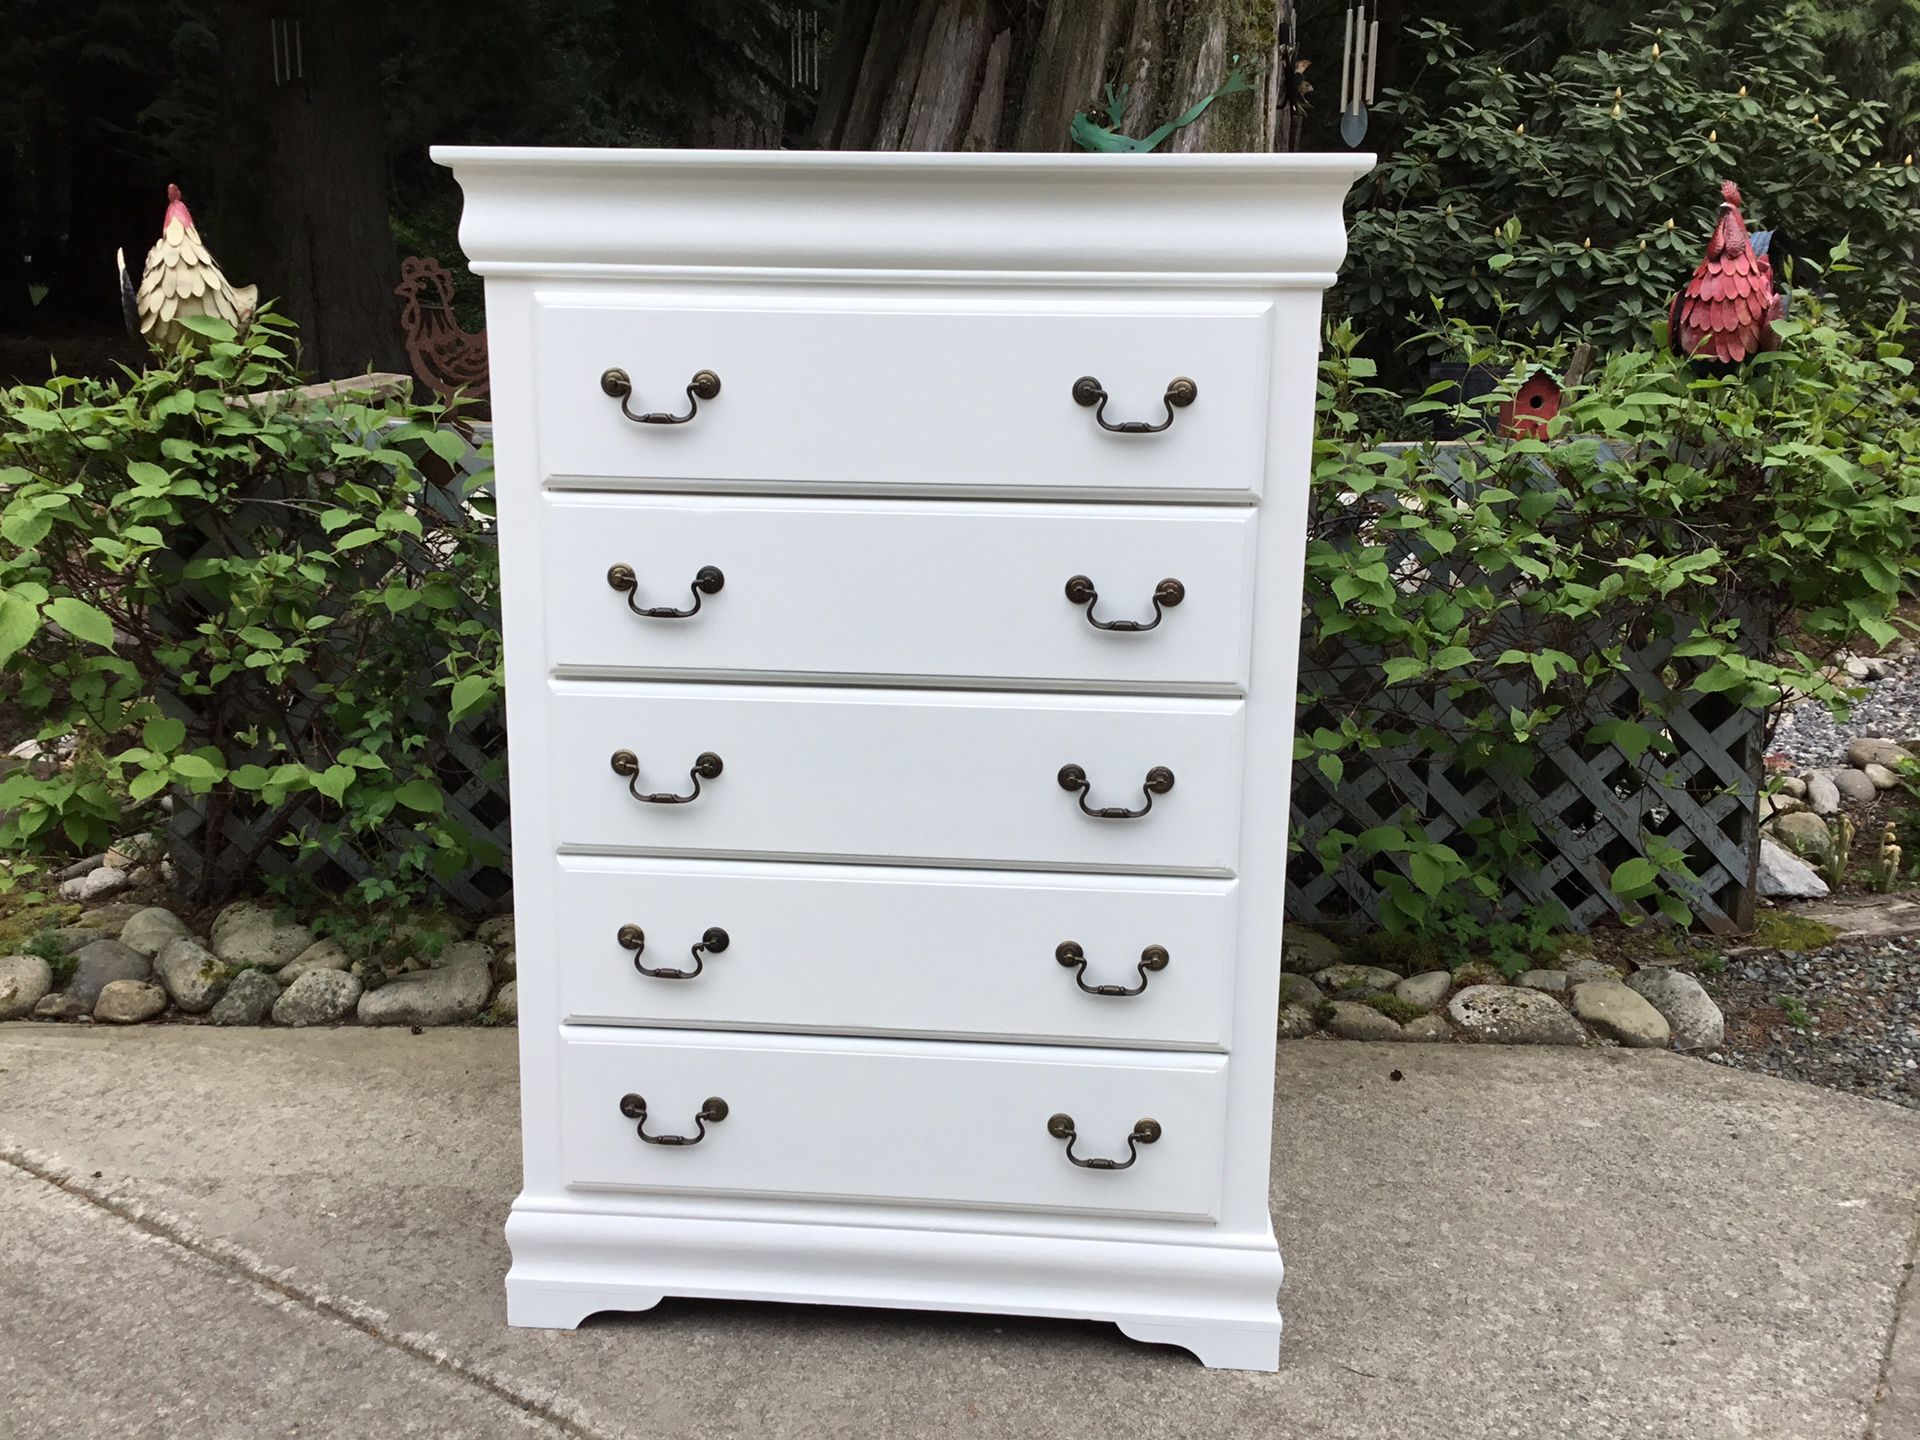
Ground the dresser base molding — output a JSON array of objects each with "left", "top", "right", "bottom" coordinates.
[{"left": 505, "top": 1206, "right": 1283, "bottom": 1371}]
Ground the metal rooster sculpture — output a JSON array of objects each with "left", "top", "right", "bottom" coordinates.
[
  {"left": 117, "top": 184, "right": 256, "bottom": 348},
  {"left": 395, "top": 256, "right": 490, "bottom": 402},
  {"left": 1668, "top": 181, "right": 1783, "bottom": 364}
]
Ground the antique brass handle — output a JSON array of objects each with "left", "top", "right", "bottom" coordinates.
[
  {"left": 611, "top": 749, "right": 723, "bottom": 805},
  {"left": 607, "top": 563, "right": 724, "bottom": 618},
  {"left": 1047, "top": 1112, "right": 1161, "bottom": 1170},
  {"left": 1057, "top": 763, "right": 1174, "bottom": 819},
  {"left": 1072, "top": 375, "right": 1197, "bottom": 434},
  {"left": 1064, "top": 575, "right": 1185, "bottom": 632},
  {"left": 618, "top": 924, "right": 729, "bottom": 980},
  {"left": 600, "top": 367, "right": 722, "bottom": 425},
  {"left": 1055, "top": 941, "right": 1169, "bottom": 997},
  {"left": 619, "top": 1092, "right": 729, "bottom": 1146}
]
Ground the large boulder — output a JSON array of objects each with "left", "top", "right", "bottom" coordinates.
[
  {"left": 63, "top": 939, "right": 151, "bottom": 1008},
  {"left": 1323, "top": 1000, "right": 1406, "bottom": 1041},
  {"left": 1801, "top": 773, "right": 1842, "bottom": 817},
  {"left": 118, "top": 906, "right": 190, "bottom": 958},
  {"left": 1831, "top": 769, "right": 1877, "bottom": 804},
  {"left": 1280, "top": 926, "right": 1343, "bottom": 975},
  {"left": 474, "top": 914, "right": 515, "bottom": 949},
  {"left": 1447, "top": 985, "right": 1585, "bottom": 1045},
  {"left": 94, "top": 979, "right": 167, "bottom": 1023},
  {"left": 1393, "top": 971, "right": 1452, "bottom": 1012},
  {"left": 205, "top": 968, "right": 281, "bottom": 1026},
  {"left": 277, "top": 939, "right": 352, "bottom": 986},
  {"left": 356, "top": 962, "right": 492, "bottom": 1027},
  {"left": 273, "top": 970, "right": 364, "bottom": 1027},
  {"left": 1845, "top": 737, "right": 1908, "bottom": 769},
  {"left": 152, "top": 937, "right": 233, "bottom": 1014},
  {"left": 1627, "top": 968, "right": 1724, "bottom": 1052},
  {"left": 1769, "top": 812, "right": 1834, "bottom": 867},
  {"left": 1571, "top": 980, "right": 1671, "bottom": 1048},
  {"left": 0, "top": 954, "right": 53, "bottom": 1020},
  {"left": 210, "top": 901, "right": 313, "bottom": 972}
]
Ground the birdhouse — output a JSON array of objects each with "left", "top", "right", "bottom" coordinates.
[{"left": 1498, "top": 368, "right": 1562, "bottom": 439}]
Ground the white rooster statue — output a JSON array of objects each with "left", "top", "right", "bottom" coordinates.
[{"left": 117, "top": 184, "right": 257, "bottom": 348}]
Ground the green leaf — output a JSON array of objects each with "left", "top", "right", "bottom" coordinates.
[
  {"left": 128, "top": 770, "right": 170, "bottom": 802},
  {"left": 449, "top": 672, "right": 495, "bottom": 722},
  {"left": 1609, "top": 857, "right": 1660, "bottom": 895},
  {"left": 142, "top": 716, "right": 187, "bottom": 752},
  {"left": 0, "top": 592, "right": 41, "bottom": 667},
  {"left": 45, "top": 596, "right": 115, "bottom": 650},
  {"left": 170, "top": 753, "right": 224, "bottom": 783},
  {"left": 177, "top": 314, "right": 237, "bottom": 342},
  {"left": 392, "top": 778, "right": 444, "bottom": 813},
  {"left": 1381, "top": 656, "right": 1427, "bottom": 684}
]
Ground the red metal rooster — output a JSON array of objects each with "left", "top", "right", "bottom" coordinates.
[
  {"left": 1668, "top": 181, "right": 1782, "bottom": 363},
  {"left": 395, "top": 256, "right": 489, "bottom": 402}
]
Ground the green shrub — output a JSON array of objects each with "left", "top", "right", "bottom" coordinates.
[
  {"left": 0, "top": 311, "right": 503, "bottom": 907},
  {"left": 1300, "top": 274, "right": 1920, "bottom": 943},
  {"left": 1345, "top": 5, "right": 1920, "bottom": 378}
]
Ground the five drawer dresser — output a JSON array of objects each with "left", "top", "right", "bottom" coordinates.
[{"left": 437, "top": 145, "right": 1370, "bottom": 1371}]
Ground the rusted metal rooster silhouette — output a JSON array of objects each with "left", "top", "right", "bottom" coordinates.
[
  {"left": 395, "top": 255, "right": 489, "bottom": 402},
  {"left": 1668, "top": 181, "right": 1783, "bottom": 364}
]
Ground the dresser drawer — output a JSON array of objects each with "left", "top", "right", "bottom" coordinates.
[
  {"left": 532, "top": 295, "right": 1273, "bottom": 495},
  {"left": 542, "top": 494, "right": 1254, "bottom": 688},
  {"left": 558, "top": 1027, "right": 1228, "bottom": 1221},
  {"left": 552, "top": 856, "right": 1236, "bottom": 1048},
  {"left": 547, "top": 680, "right": 1244, "bottom": 872}
]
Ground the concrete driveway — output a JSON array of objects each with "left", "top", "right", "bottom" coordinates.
[{"left": 2, "top": 1026, "right": 1916, "bottom": 1439}]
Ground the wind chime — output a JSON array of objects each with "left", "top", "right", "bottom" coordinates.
[
  {"left": 1338, "top": 1, "right": 1379, "bottom": 148},
  {"left": 1274, "top": 1, "right": 1311, "bottom": 152}
]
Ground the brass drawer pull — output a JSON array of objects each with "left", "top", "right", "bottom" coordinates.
[
  {"left": 1047, "top": 1113, "right": 1161, "bottom": 1170},
  {"left": 1057, "top": 763, "right": 1174, "bottom": 819},
  {"left": 618, "top": 924, "right": 729, "bottom": 980},
  {"left": 1064, "top": 574, "right": 1184, "bottom": 632},
  {"left": 1055, "top": 941, "right": 1169, "bottom": 997},
  {"left": 607, "top": 563, "right": 724, "bottom": 618},
  {"left": 611, "top": 749, "right": 723, "bottom": 805},
  {"left": 619, "top": 1093, "right": 728, "bottom": 1146},
  {"left": 600, "top": 366, "right": 721, "bottom": 425},
  {"left": 1072, "top": 375, "right": 1196, "bottom": 434}
]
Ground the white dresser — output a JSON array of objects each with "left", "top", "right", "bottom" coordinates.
[{"left": 437, "top": 145, "right": 1368, "bottom": 1372}]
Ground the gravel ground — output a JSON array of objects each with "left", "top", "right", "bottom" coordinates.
[
  {"left": 1770, "top": 653, "right": 1920, "bottom": 768},
  {"left": 1702, "top": 934, "right": 1920, "bottom": 1109}
]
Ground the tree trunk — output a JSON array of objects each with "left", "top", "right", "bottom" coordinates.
[
  {"left": 813, "top": 0, "right": 1282, "bottom": 154},
  {"left": 216, "top": 0, "right": 405, "bottom": 380}
]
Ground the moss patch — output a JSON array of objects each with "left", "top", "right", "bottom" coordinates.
[
  {"left": 0, "top": 896, "right": 82, "bottom": 953},
  {"left": 1356, "top": 991, "right": 1428, "bottom": 1024},
  {"left": 1751, "top": 911, "right": 1840, "bottom": 952}
]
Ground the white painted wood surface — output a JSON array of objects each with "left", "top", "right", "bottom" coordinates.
[
  {"left": 535, "top": 296, "right": 1272, "bottom": 493},
  {"left": 542, "top": 494, "right": 1255, "bottom": 688},
  {"left": 437, "top": 144, "right": 1370, "bottom": 1372},
  {"left": 548, "top": 680, "right": 1244, "bottom": 872},
  {"left": 553, "top": 855, "right": 1237, "bottom": 1048},
  {"left": 558, "top": 1027, "right": 1229, "bottom": 1220}
]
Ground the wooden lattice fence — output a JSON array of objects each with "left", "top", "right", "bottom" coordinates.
[{"left": 165, "top": 422, "right": 511, "bottom": 911}]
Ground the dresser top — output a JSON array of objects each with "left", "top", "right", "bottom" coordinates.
[{"left": 432, "top": 146, "right": 1373, "bottom": 283}]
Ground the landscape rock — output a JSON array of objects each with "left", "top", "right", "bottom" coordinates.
[
  {"left": 0, "top": 954, "right": 53, "bottom": 1020},
  {"left": 59, "top": 866, "right": 134, "bottom": 903},
  {"left": 1281, "top": 926, "right": 1344, "bottom": 974},
  {"left": 1802, "top": 773, "right": 1842, "bottom": 816},
  {"left": 103, "top": 833, "right": 161, "bottom": 869},
  {"left": 1276, "top": 1001, "right": 1320, "bottom": 1040},
  {"left": 1845, "top": 737, "right": 1909, "bottom": 769},
  {"left": 491, "top": 946, "right": 516, "bottom": 984},
  {"left": 1571, "top": 980, "right": 1672, "bottom": 1049},
  {"left": 205, "top": 968, "right": 282, "bottom": 1026},
  {"left": 1517, "top": 969, "right": 1571, "bottom": 994},
  {"left": 1776, "top": 776, "right": 1808, "bottom": 799},
  {"left": 272, "top": 970, "right": 364, "bottom": 1027},
  {"left": 94, "top": 979, "right": 167, "bottom": 1024},
  {"left": 1831, "top": 768, "right": 1877, "bottom": 804},
  {"left": 32, "top": 993, "right": 91, "bottom": 1020},
  {"left": 1770, "top": 811, "right": 1835, "bottom": 867},
  {"left": 1755, "top": 836, "right": 1831, "bottom": 900},
  {"left": 1316, "top": 963, "right": 1403, "bottom": 993},
  {"left": 55, "top": 853, "right": 107, "bottom": 882},
  {"left": 70, "top": 901, "right": 147, "bottom": 935},
  {"left": 46, "top": 927, "right": 104, "bottom": 955},
  {"left": 1561, "top": 955, "right": 1625, "bottom": 984},
  {"left": 64, "top": 939, "right": 151, "bottom": 1007},
  {"left": 117, "top": 906, "right": 190, "bottom": 958},
  {"left": 492, "top": 980, "right": 517, "bottom": 1023},
  {"left": 211, "top": 901, "right": 313, "bottom": 972},
  {"left": 1276, "top": 973, "right": 1324, "bottom": 1008},
  {"left": 277, "top": 939, "right": 352, "bottom": 986},
  {"left": 1627, "top": 969, "right": 1725, "bottom": 1052},
  {"left": 1401, "top": 1014, "right": 1450, "bottom": 1042},
  {"left": 152, "top": 937, "right": 232, "bottom": 1014},
  {"left": 356, "top": 962, "right": 492, "bottom": 1027},
  {"left": 1393, "top": 971, "right": 1452, "bottom": 1012},
  {"left": 474, "top": 914, "right": 514, "bottom": 949},
  {"left": 1863, "top": 762, "right": 1901, "bottom": 791},
  {"left": 1450, "top": 960, "right": 1506, "bottom": 988},
  {"left": 434, "top": 940, "right": 494, "bottom": 972},
  {"left": 1447, "top": 985, "right": 1586, "bottom": 1045},
  {"left": 1324, "top": 1000, "right": 1406, "bottom": 1041}
]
